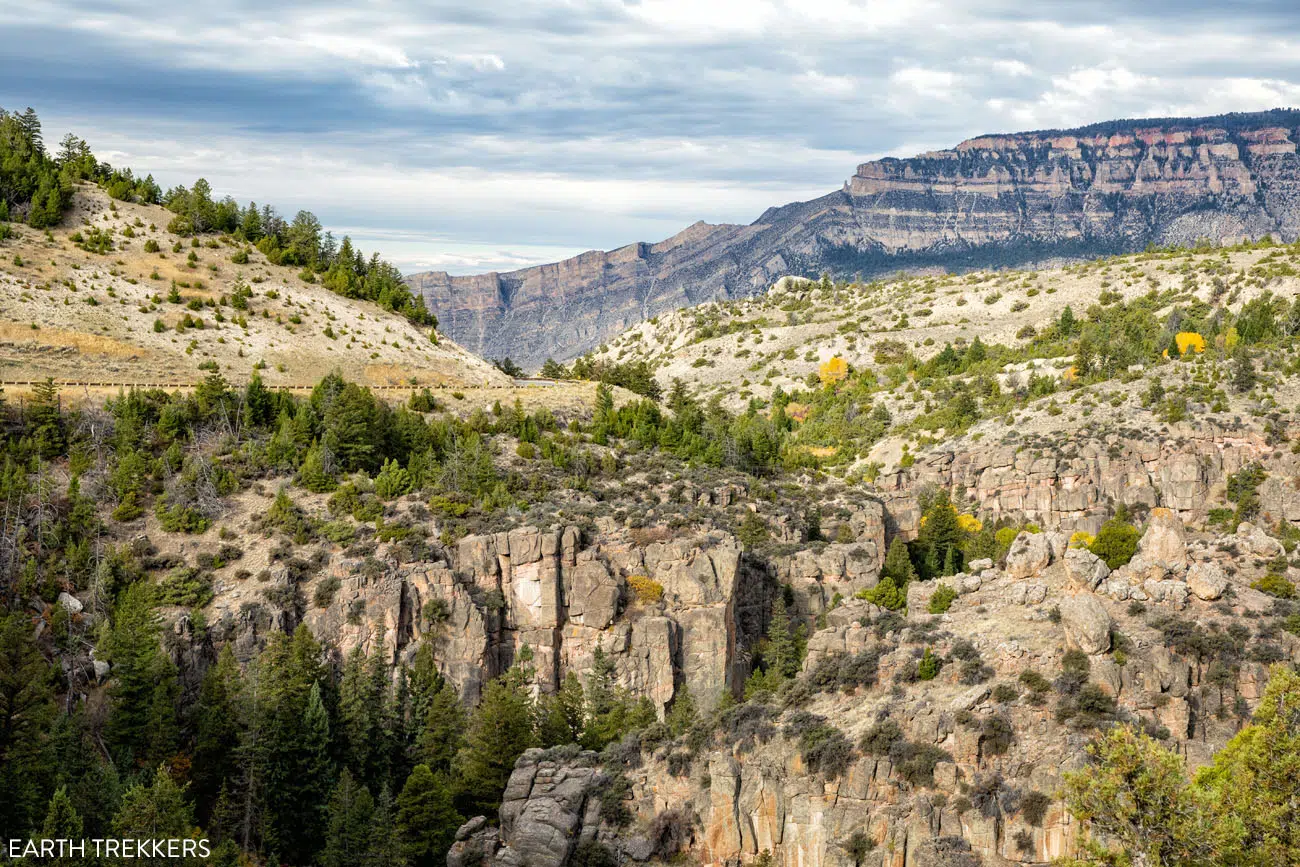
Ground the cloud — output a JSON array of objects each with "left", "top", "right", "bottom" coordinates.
[{"left": 2, "top": 1, "right": 1300, "bottom": 273}]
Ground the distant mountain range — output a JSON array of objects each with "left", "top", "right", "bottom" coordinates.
[{"left": 406, "top": 109, "right": 1300, "bottom": 367}]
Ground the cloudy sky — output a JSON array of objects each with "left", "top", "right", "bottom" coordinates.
[{"left": 3, "top": 1, "right": 1300, "bottom": 274}]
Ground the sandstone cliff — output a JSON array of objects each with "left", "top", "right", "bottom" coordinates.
[{"left": 408, "top": 109, "right": 1300, "bottom": 366}]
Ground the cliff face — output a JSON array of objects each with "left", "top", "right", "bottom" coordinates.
[{"left": 407, "top": 110, "right": 1300, "bottom": 366}]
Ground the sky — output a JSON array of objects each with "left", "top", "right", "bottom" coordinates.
[{"left": 4, "top": 1, "right": 1300, "bottom": 275}]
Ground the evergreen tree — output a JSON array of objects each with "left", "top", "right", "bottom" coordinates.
[
  {"left": 112, "top": 769, "right": 202, "bottom": 867},
  {"left": 40, "top": 787, "right": 83, "bottom": 867},
  {"left": 193, "top": 645, "right": 243, "bottom": 821},
  {"left": 1196, "top": 665, "right": 1300, "bottom": 864},
  {"left": 1233, "top": 346, "right": 1258, "bottom": 393},
  {"left": 339, "top": 646, "right": 379, "bottom": 781},
  {"left": 413, "top": 673, "right": 465, "bottom": 772},
  {"left": 368, "top": 783, "right": 409, "bottom": 867},
  {"left": 455, "top": 670, "right": 536, "bottom": 815},
  {"left": 397, "top": 764, "right": 462, "bottom": 867},
  {"left": 27, "top": 378, "right": 63, "bottom": 459},
  {"left": 665, "top": 683, "right": 697, "bottom": 737},
  {"left": 882, "top": 536, "right": 916, "bottom": 584},
  {"left": 0, "top": 612, "right": 55, "bottom": 833},
  {"left": 291, "top": 681, "right": 335, "bottom": 860},
  {"left": 323, "top": 770, "right": 375, "bottom": 867},
  {"left": 766, "top": 595, "right": 799, "bottom": 679},
  {"left": 104, "top": 584, "right": 176, "bottom": 765}
]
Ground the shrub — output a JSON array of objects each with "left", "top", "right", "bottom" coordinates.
[
  {"left": 1020, "top": 790, "right": 1051, "bottom": 826},
  {"left": 626, "top": 574, "right": 665, "bottom": 604},
  {"left": 859, "top": 719, "right": 904, "bottom": 755},
  {"left": 1069, "top": 530, "right": 1095, "bottom": 549},
  {"left": 1090, "top": 518, "right": 1140, "bottom": 568},
  {"left": 928, "top": 584, "right": 957, "bottom": 614},
  {"left": 979, "top": 714, "right": 1014, "bottom": 756},
  {"left": 917, "top": 647, "right": 941, "bottom": 680},
  {"left": 155, "top": 497, "right": 210, "bottom": 534},
  {"left": 841, "top": 831, "right": 875, "bottom": 865},
  {"left": 156, "top": 566, "right": 213, "bottom": 607},
  {"left": 1253, "top": 572, "right": 1296, "bottom": 599},
  {"left": 993, "top": 683, "right": 1020, "bottom": 703},
  {"left": 313, "top": 575, "right": 342, "bottom": 608},
  {"left": 889, "top": 740, "right": 951, "bottom": 787}
]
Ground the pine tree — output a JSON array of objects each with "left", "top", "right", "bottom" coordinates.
[
  {"left": 413, "top": 674, "right": 465, "bottom": 772},
  {"left": 1233, "top": 347, "right": 1258, "bottom": 393},
  {"left": 291, "top": 681, "right": 335, "bottom": 861},
  {"left": 882, "top": 536, "right": 916, "bottom": 584},
  {"left": 27, "top": 378, "right": 63, "bottom": 458},
  {"left": 112, "top": 769, "right": 201, "bottom": 866},
  {"left": 397, "top": 764, "right": 462, "bottom": 867},
  {"left": 339, "top": 646, "right": 378, "bottom": 780},
  {"left": 537, "top": 671, "right": 585, "bottom": 747},
  {"left": 194, "top": 645, "right": 243, "bottom": 821},
  {"left": 104, "top": 584, "right": 175, "bottom": 764},
  {"left": 40, "top": 787, "right": 83, "bottom": 867},
  {"left": 323, "top": 769, "right": 375, "bottom": 867},
  {"left": 298, "top": 439, "right": 338, "bottom": 492},
  {"left": 0, "top": 612, "right": 56, "bottom": 833},
  {"left": 917, "top": 647, "right": 940, "bottom": 681},
  {"left": 766, "top": 595, "right": 799, "bottom": 679},
  {"left": 455, "top": 670, "right": 536, "bottom": 815},
  {"left": 259, "top": 625, "right": 327, "bottom": 860},
  {"left": 665, "top": 683, "right": 697, "bottom": 737},
  {"left": 368, "top": 783, "right": 409, "bottom": 867}
]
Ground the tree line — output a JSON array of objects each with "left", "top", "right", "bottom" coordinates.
[{"left": 0, "top": 106, "right": 433, "bottom": 328}]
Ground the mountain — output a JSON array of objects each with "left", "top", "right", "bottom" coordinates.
[{"left": 408, "top": 108, "right": 1300, "bottom": 367}]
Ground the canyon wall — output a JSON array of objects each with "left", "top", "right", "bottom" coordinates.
[{"left": 408, "top": 110, "right": 1300, "bottom": 366}]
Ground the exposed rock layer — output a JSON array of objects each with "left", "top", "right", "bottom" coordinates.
[{"left": 409, "top": 110, "right": 1300, "bottom": 366}]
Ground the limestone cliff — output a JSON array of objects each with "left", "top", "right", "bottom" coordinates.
[{"left": 408, "top": 109, "right": 1300, "bottom": 366}]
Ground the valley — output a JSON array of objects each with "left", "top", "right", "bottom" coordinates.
[{"left": 1, "top": 105, "right": 1300, "bottom": 867}]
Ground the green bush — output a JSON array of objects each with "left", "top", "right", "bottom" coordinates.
[
  {"left": 1252, "top": 572, "right": 1296, "bottom": 599},
  {"left": 917, "top": 647, "right": 941, "bottom": 681},
  {"left": 1089, "top": 518, "right": 1140, "bottom": 568},
  {"left": 928, "top": 584, "right": 957, "bottom": 614}
]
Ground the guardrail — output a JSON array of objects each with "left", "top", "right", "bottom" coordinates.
[{"left": 0, "top": 378, "right": 579, "bottom": 392}]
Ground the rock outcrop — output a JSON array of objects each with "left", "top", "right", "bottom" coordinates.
[{"left": 410, "top": 110, "right": 1300, "bottom": 366}]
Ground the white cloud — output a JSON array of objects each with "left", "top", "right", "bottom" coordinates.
[{"left": 7, "top": 0, "right": 1300, "bottom": 275}]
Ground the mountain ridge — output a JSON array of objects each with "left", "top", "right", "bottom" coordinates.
[{"left": 408, "top": 108, "right": 1300, "bottom": 367}]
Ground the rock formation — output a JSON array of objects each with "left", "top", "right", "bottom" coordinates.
[{"left": 409, "top": 110, "right": 1300, "bottom": 366}]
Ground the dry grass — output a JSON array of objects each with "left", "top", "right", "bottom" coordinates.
[
  {"left": 0, "top": 322, "right": 148, "bottom": 359},
  {"left": 0, "top": 184, "right": 509, "bottom": 390}
]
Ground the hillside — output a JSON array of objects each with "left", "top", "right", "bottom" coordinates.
[
  {"left": 409, "top": 109, "right": 1300, "bottom": 367},
  {"left": 0, "top": 184, "right": 508, "bottom": 391}
]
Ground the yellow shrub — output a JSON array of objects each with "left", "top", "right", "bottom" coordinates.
[
  {"left": 957, "top": 514, "right": 983, "bottom": 533},
  {"left": 1223, "top": 326, "right": 1240, "bottom": 353},
  {"left": 818, "top": 356, "right": 848, "bottom": 385},
  {"left": 1175, "top": 331, "right": 1206, "bottom": 355},
  {"left": 626, "top": 574, "right": 664, "bottom": 604},
  {"left": 784, "top": 402, "right": 810, "bottom": 422},
  {"left": 1069, "top": 531, "right": 1095, "bottom": 549}
]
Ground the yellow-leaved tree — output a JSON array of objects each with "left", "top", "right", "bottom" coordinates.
[{"left": 818, "top": 356, "right": 848, "bottom": 386}]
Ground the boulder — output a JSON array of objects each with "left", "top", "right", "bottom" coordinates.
[
  {"left": 1186, "top": 562, "right": 1228, "bottom": 601},
  {"left": 1060, "top": 594, "right": 1113, "bottom": 654},
  {"left": 1005, "top": 532, "right": 1052, "bottom": 579},
  {"left": 1064, "top": 548, "right": 1110, "bottom": 590},
  {"left": 1138, "top": 508, "right": 1188, "bottom": 571},
  {"left": 1237, "top": 522, "right": 1285, "bottom": 559},
  {"left": 56, "top": 591, "right": 83, "bottom": 615}
]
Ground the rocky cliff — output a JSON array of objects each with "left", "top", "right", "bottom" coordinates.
[
  {"left": 448, "top": 509, "right": 1294, "bottom": 867},
  {"left": 408, "top": 109, "right": 1300, "bottom": 366}
]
